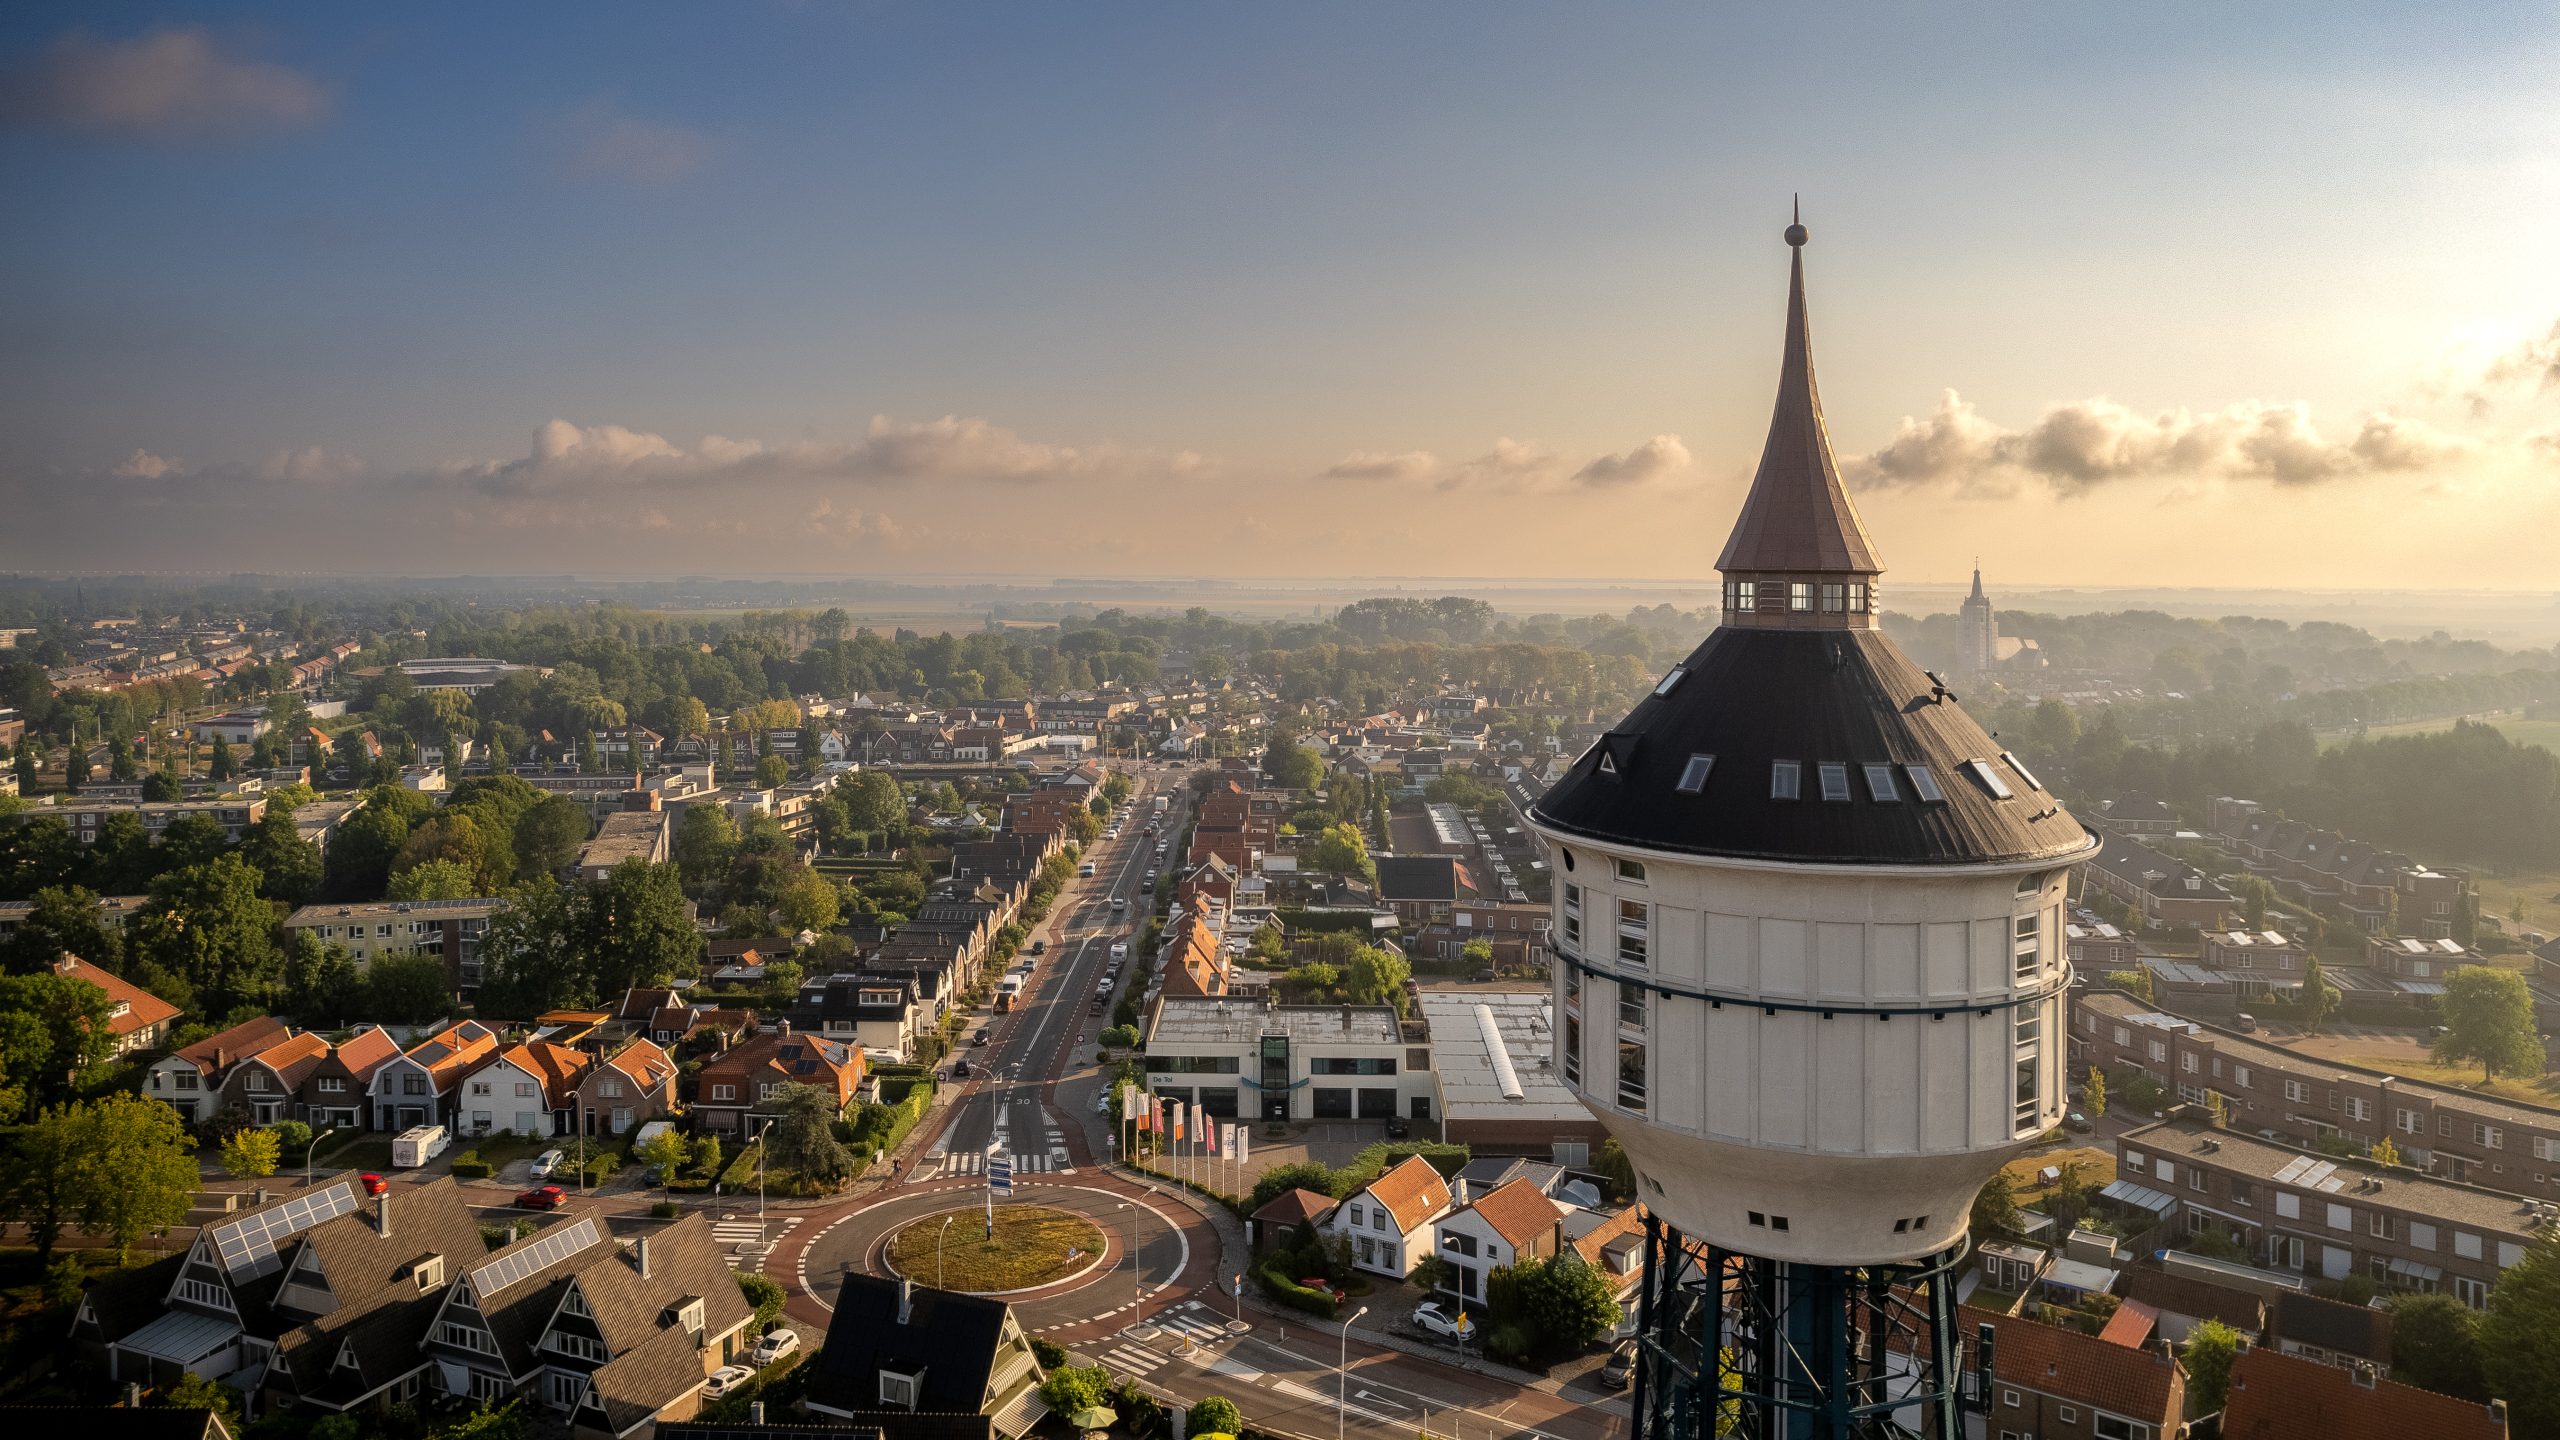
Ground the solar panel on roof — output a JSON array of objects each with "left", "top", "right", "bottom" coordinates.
[
  {"left": 207, "top": 1180, "right": 360, "bottom": 1282},
  {"left": 2271, "top": 1156, "right": 2315, "bottom": 1185},
  {"left": 2298, "top": 1161, "right": 2338, "bottom": 1190},
  {"left": 473, "top": 1216, "right": 603, "bottom": 1297}
]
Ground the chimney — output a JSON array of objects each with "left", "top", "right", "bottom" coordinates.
[
  {"left": 2156, "top": 1336, "right": 2176, "bottom": 1365},
  {"left": 751, "top": 1402, "right": 767, "bottom": 1424},
  {"left": 636, "top": 1234, "right": 652, "bottom": 1280},
  {"left": 376, "top": 1188, "right": 391, "bottom": 1239},
  {"left": 897, "top": 1277, "right": 913, "bottom": 1324},
  {"left": 254, "top": 1186, "right": 269, "bottom": 1206},
  {"left": 124, "top": 1382, "right": 143, "bottom": 1409}
]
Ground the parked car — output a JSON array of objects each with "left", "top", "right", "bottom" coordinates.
[
  {"left": 514, "top": 1185, "right": 566, "bottom": 1210},
  {"left": 953, "top": 1059, "right": 972, "bottom": 1078},
  {"left": 642, "top": 1164, "right": 666, "bottom": 1185},
  {"left": 702, "top": 1365, "right": 755, "bottom": 1400},
  {"left": 2234, "top": 1013, "right": 2258, "bottom": 1033},
  {"left": 2063, "top": 1111, "right": 2095, "bottom": 1134},
  {"left": 972, "top": 1028, "right": 991, "bottom": 1047},
  {"left": 529, "top": 1149, "right": 565, "bottom": 1181},
  {"left": 751, "top": 1328, "right": 802, "bottom": 1365},
  {"left": 1600, "top": 1341, "right": 1638, "bottom": 1389},
  {"left": 359, "top": 1172, "right": 388, "bottom": 1196},
  {"left": 1031, "top": 940, "right": 1048, "bottom": 955},
  {"left": 1385, "top": 1117, "right": 1411, "bottom": 1139},
  {"left": 1094, "top": 1090, "right": 1113, "bottom": 1114},
  {"left": 1411, "top": 1302, "right": 1465, "bottom": 1339}
]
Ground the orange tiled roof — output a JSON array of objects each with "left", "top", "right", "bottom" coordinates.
[
  {"left": 2221, "top": 1346, "right": 2506, "bottom": 1440},
  {"left": 51, "top": 956, "right": 180, "bottom": 1037},
  {"left": 1362, "top": 1155, "right": 1453, "bottom": 1234},
  {"left": 1569, "top": 1205, "right": 1647, "bottom": 1275},
  {"left": 254, "top": 1031, "right": 335, "bottom": 1091},
  {"left": 327, "top": 1026, "right": 403, "bottom": 1084},
  {"left": 502, "top": 1040, "right": 597, "bottom": 1104},
  {"left": 1464, "top": 1177, "right": 1567, "bottom": 1250},
  {"left": 173, "top": 1014, "right": 295, "bottom": 1074},
  {"left": 1253, "top": 1188, "right": 1337, "bottom": 1229},
  {"left": 603, "top": 1038, "right": 675, "bottom": 1090}
]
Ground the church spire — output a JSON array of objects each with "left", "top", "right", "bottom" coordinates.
[
  {"left": 1714, "top": 205, "right": 1885, "bottom": 581},
  {"left": 1969, "top": 561, "right": 1984, "bottom": 601}
]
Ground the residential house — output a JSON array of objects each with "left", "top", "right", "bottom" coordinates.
[
  {"left": 2111, "top": 1267, "right": 2267, "bottom": 1345},
  {"left": 455, "top": 1041, "right": 596, "bottom": 1137},
  {"left": 52, "top": 955, "right": 179, "bottom": 1056},
  {"left": 368, "top": 1020, "right": 501, "bottom": 1132},
  {"left": 795, "top": 973, "right": 928, "bottom": 1063},
  {"left": 1962, "top": 1306, "right": 2190, "bottom": 1440},
  {"left": 575, "top": 1039, "right": 679, "bottom": 1137},
  {"left": 1156, "top": 912, "right": 1230, "bottom": 1000},
  {"left": 2082, "top": 834, "right": 2235, "bottom": 930},
  {"left": 801, "top": 1275, "right": 1048, "bottom": 1440},
  {"left": 19, "top": 797, "right": 270, "bottom": 847},
  {"left": 1323, "top": 1156, "right": 1454, "bottom": 1283},
  {"left": 299, "top": 1026, "right": 403, "bottom": 1130},
  {"left": 1431, "top": 1177, "right": 1567, "bottom": 1305},
  {"left": 2066, "top": 921, "right": 2138, "bottom": 974},
  {"left": 1250, "top": 1189, "right": 1336, "bottom": 1252},
  {"left": 256, "top": 1178, "right": 493, "bottom": 1421},
  {"left": 691, "top": 1029, "right": 865, "bottom": 1135},
  {"left": 2218, "top": 1345, "right": 2508, "bottom": 1440},
  {"left": 218, "top": 1031, "right": 333, "bottom": 1127},
  {"left": 146, "top": 1015, "right": 297, "bottom": 1124}
]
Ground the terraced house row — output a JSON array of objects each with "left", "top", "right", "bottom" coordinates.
[{"left": 2074, "top": 987, "right": 2560, "bottom": 1202}]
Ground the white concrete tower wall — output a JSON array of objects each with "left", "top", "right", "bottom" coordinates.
[{"left": 1542, "top": 834, "right": 2069, "bottom": 1264}]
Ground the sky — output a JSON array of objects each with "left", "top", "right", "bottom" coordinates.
[{"left": 3, "top": 3, "right": 2558, "bottom": 590}]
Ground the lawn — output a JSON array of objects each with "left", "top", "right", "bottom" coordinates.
[
  {"left": 2000, "top": 1146, "right": 2117, "bottom": 1207},
  {"left": 884, "top": 1205, "right": 1107, "bottom": 1293},
  {"left": 314, "top": 1133, "right": 396, "bottom": 1172},
  {"left": 2468, "top": 865, "right": 2560, "bottom": 940},
  {"left": 2317, "top": 711, "right": 2560, "bottom": 755},
  {"left": 2338, "top": 1051, "right": 2560, "bottom": 1106}
]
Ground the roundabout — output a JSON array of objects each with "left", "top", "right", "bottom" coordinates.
[{"left": 882, "top": 1203, "right": 1109, "bottom": 1295}]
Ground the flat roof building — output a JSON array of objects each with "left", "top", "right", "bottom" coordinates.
[
  {"left": 1414, "top": 987, "right": 1609, "bottom": 1164},
  {"left": 1143, "top": 996, "right": 1431, "bottom": 1124}
]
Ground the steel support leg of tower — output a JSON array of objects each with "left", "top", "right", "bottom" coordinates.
[{"left": 1628, "top": 1230, "right": 1972, "bottom": 1440}]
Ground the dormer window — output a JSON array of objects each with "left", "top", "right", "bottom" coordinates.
[
  {"left": 1789, "top": 582, "right": 1815, "bottom": 613},
  {"left": 413, "top": 1255, "right": 446, "bottom": 1293},
  {"left": 880, "top": 1369, "right": 920, "bottom": 1409}
]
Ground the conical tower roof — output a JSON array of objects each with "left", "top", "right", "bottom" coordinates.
[{"left": 1714, "top": 207, "right": 1884, "bottom": 578}]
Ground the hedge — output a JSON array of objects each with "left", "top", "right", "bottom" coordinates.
[
  {"left": 718, "top": 1142, "right": 763, "bottom": 1192},
  {"left": 1258, "top": 1264, "right": 1341, "bottom": 1318},
  {"left": 852, "top": 1074, "right": 937, "bottom": 1159},
  {"left": 449, "top": 1150, "right": 494, "bottom": 1179}
]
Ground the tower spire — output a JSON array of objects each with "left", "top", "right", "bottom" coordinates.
[{"left": 1714, "top": 204, "right": 1884, "bottom": 580}]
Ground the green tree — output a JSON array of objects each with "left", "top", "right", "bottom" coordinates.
[
  {"left": 1251, "top": 1160, "right": 1340, "bottom": 1210},
  {"left": 2105, "top": 968, "right": 2156, "bottom": 1003},
  {"left": 206, "top": 737, "right": 235, "bottom": 781},
  {"left": 1517, "top": 1253, "right": 1621, "bottom": 1356},
  {"left": 2482, "top": 1223, "right": 2560, "bottom": 1439},
  {"left": 585, "top": 860, "right": 700, "bottom": 997},
  {"left": 1038, "top": 1364, "right": 1113, "bottom": 1415},
  {"left": 1593, "top": 1138, "right": 1637, "bottom": 1200},
  {"left": 776, "top": 865, "right": 842, "bottom": 934},
  {"left": 161, "top": 1372, "right": 245, "bottom": 1433},
  {"left": 840, "top": 770, "right": 907, "bottom": 840},
  {"left": 476, "top": 879, "right": 588, "bottom": 1016},
  {"left": 322, "top": 786, "right": 431, "bottom": 899},
  {"left": 239, "top": 805, "right": 323, "bottom": 905},
  {"left": 2296, "top": 956, "right": 2339, "bottom": 1036},
  {"left": 82, "top": 1094, "right": 201, "bottom": 1261},
  {"left": 673, "top": 802, "right": 741, "bottom": 886},
  {"left": 1343, "top": 943, "right": 1411, "bottom": 1012},
  {"left": 2383, "top": 1292, "right": 2487, "bottom": 1400},
  {"left": 1, "top": 1102, "right": 89, "bottom": 1261},
  {"left": 1264, "top": 741, "right": 1323, "bottom": 791},
  {"left": 2084, "top": 1067, "right": 2107, "bottom": 1119},
  {"left": 222, "top": 1127, "right": 281, "bottom": 1179},
  {"left": 755, "top": 753, "right": 791, "bottom": 790},
  {"left": 1, "top": 884, "right": 126, "bottom": 975},
  {"left": 159, "top": 812, "right": 237, "bottom": 870},
  {"left": 365, "top": 953, "right": 454, "bottom": 1025},
  {"left": 138, "top": 853, "right": 285, "bottom": 1016},
  {"left": 763, "top": 1081, "right": 855, "bottom": 1188},
  {"left": 281, "top": 931, "right": 364, "bottom": 1026},
  {"left": 512, "top": 794, "right": 592, "bottom": 881},
  {"left": 0, "top": 971, "right": 119, "bottom": 1113},
  {"left": 2181, "top": 1319, "right": 2243, "bottom": 1415},
  {"left": 1187, "top": 1396, "right": 1243, "bottom": 1437},
  {"left": 2431, "top": 965, "right": 2546, "bottom": 1082},
  {"left": 637, "top": 1125, "right": 691, "bottom": 1195},
  {"left": 1306, "top": 822, "right": 1377, "bottom": 884},
  {"left": 2372, "top": 1134, "right": 2401, "bottom": 1167},
  {"left": 1970, "top": 1174, "right": 2022, "bottom": 1241},
  {"left": 387, "top": 857, "right": 480, "bottom": 901},
  {"left": 737, "top": 1268, "right": 786, "bottom": 1331}
]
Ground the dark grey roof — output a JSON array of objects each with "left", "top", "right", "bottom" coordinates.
[
  {"left": 659, "top": 1425, "right": 886, "bottom": 1440},
  {"left": 2272, "top": 1290, "right": 2391, "bottom": 1361},
  {"left": 806, "top": 1275, "right": 1009, "bottom": 1420},
  {"left": 1375, "top": 855, "right": 1465, "bottom": 903},
  {"left": 0, "top": 1411, "right": 230, "bottom": 1440},
  {"left": 2088, "top": 833, "right": 2223, "bottom": 898},
  {"left": 1531, "top": 627, "right": 2090, "bottom": 866}
]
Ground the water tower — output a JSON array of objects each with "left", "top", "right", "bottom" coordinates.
[{"left": 1525, "top": 212, "right": 2093, "bottom": 1438}]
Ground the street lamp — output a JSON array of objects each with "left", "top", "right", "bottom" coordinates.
[
  {"left": 1338, "top": 1305, "right": 1369, "bottom": 1440},
  {"left": 937, "top": 1214, "right": 956, "bottom": 1290},
  {"left": 303, "top": 1125, "right": 336, "bottom": 1185},
  {"left": 755, "top": 1117, "right": 775, "bottom": 1244}
]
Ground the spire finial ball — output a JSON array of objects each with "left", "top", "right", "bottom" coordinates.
[{"left": 1785, "top": 220, "right": 1808, "bottom": 248}]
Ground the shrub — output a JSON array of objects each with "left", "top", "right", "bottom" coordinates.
[
  {"left": 650, "top": 1200, "right": 682, "bottom": 1219},
  {"left": 450, "top": 1149, "right": 494, "bottom": 1179},
  {"left": 1188, "top": 1396, "right": 1244, "bottom": 1437},
  {"left": 1031, "top": 1337, "right": 1069, "bottom": 1370},
  {"left": 578, "top": 1147, "right": 623, "bottom": 1186},
  {"left": 1486, "top": 1324, "right": 1532, "bottom": 1363},
  {"left": 1258, "top": 1264, "right": 1340, "bottom": 1318},
  {"left": 736, "top": 1269, "right": 786, "bottom": 1331},
  {"left": 1039, "top": 1364, "right": 1113, "bottom": 1414}
]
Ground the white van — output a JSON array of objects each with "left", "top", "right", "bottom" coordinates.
[
  {"left": 1112, "top": 896, "right": 1129, "bottom": 912},
  {"left": 1078, "top": 862, "right": 1096, "bottom": 877},
  {"left": 1111, "top": 941, "right": 1130, "bottom": 959}
]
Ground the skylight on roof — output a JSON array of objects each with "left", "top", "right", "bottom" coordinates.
[
  {"left": 2000, "top": 750, "right": 2045, "bottom": 791},
  {"left": 1770, "top": 761, "right": 1800, "bottom": 802},
  {"left": 1863, "top": 764, "right": 1899, "bottom": 802},
  {"left": 1818, "top": 763, "right": 1851, "bottom": 802},
  {"left": 1676, "top": 754, "right": 1714, "bottom": 795},
  {"left": 1904, "top": 764, "right": 1945, "bottom": 803},
  {"left": 1964, "top": 759, "right": 2015, "bottom": 799},
  {"left": 1653, "top": 666, "right": 1686, "bottom": 697}
]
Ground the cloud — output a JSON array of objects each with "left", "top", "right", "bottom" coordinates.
[
  {"left": 256, "top": 445, "right": 368, "bottom": 484},
  {"left": 0, "top": 27, "right": 328, "bottom": 142},
  {"left": 804, "top": 498, "right": 912, "bottom": 546},
  {"left": 555, "top": 100, "right": 714, "bottom": 185},
  {"left": 113, "top": 449, "right": 177, "bottom": 479},
  {"left": 1323, "top": 450, "right": 1440, "bottom": 482},
  {"left": 454, "top": 413, "right": 1138, "bottom": 496},
  {"left": 1850, "top": 390, "right": 2473, "bottom": 494},
  {"left": 2478, "top": 319, "right": 2560, "bottom": 397},
  {"left": 1570, "top": 434, "right": 1690, "bottom": 488}
]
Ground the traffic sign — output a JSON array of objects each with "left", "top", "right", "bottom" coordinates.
[{"left": 987, "top": 1150, "right": 1014, "bottom": 1195}]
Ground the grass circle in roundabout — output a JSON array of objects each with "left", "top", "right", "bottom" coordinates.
[{"left": 882, "top": 1205, "right": 1111, "bottom": 1295}]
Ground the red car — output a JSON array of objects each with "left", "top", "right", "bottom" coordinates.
[
  {"left": 359, "top": 1172, "right": 388, "bottom": 1196},
  {"left": 514, "top": 1185, "right": 566, "bottom": 1210}
]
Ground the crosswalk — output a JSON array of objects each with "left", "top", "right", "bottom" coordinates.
[
  {"left": 710, "top": 1216, "right": 802, "bottom": 1248},
  {"left": 927, "top": 1151, "right": 1071, "bottom": 1178},
  {"left": 1093, "top": 1305, "right": 1235, "bottom": 1376}
]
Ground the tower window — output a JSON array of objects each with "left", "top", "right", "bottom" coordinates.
[
  {"left": 1676, "top": 754, "right": 1715, "bottom": 794},
  {"left": 1863, "top": 764, "right": 1899, "bottom": 802},
  {"left": 1820, "top": 583, "right": 1846, "bottom": 613},
  {"left": 1615, "top": 859, "right": 1647, "bottom": 883},
  {"left": 1848, "top": 583, "right": 1870, "bottom": 613},
  {"left": 1724, "top": 580, "right": 1757, "bottom": 611},
  {"left": 1770, "top": 761, "right": 1801, "bottom": 801},
  {"left": 1653, "top": 667, "right": 1686, "bottom": 697},
  {"left": 1617, "top": 1037, "right": 1647, "bottom": 1113},
  {"left": 1903, "top": 764, "right": 1945, "bottom": 803},
  {"left": 1818, "top": 763, "right": 1851, "bottom": 802},
  {"left": 1789, "top": 583, "right": 1815, "bottom": 612}
]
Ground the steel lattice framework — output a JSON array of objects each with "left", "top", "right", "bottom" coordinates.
[{"left": 1624, "top": 1215, "right": 1984, "bottom": 1440}]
